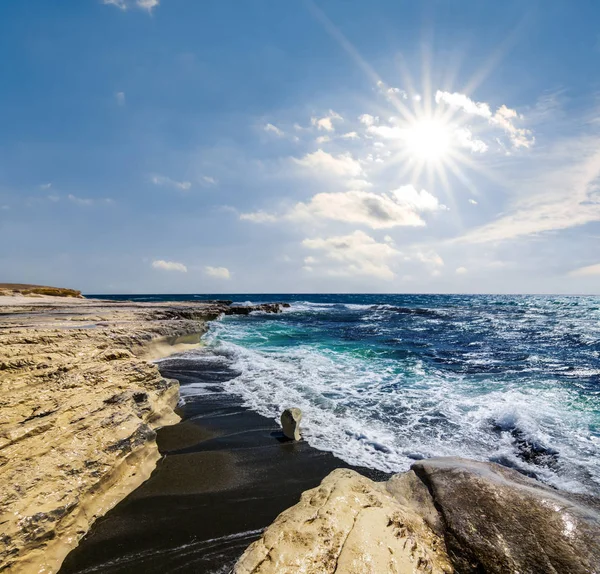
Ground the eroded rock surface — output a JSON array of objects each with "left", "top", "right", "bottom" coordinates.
[
  {"left": 236, "top": 458, "right": 600, "bottom": 574},
  {"left": 235, "top": 468, "right": 453, "bottom": 574},
  {"left": 0, "top": 294, "right": 285, "bottom": 573}
]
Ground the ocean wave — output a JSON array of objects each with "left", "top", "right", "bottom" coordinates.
[{"left": 176, "top": 295, "right": 600, "bottom": 496}]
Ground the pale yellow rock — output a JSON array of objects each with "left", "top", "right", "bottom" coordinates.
[
  {"left": 234, "top": 468, "right": 453, "bottom": 574},
  {"left": 280, "top": 407, "right": 302, "bottom": 440},
  {"left": 0, "top": 295, "right": 226, "bottom": 574}
]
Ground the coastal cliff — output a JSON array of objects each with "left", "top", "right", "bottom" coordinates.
[{"left": 0, "top": 292, "right": 283, "bottom": 573}]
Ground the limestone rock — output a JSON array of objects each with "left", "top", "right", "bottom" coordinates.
[
  {"left": 281, "top": 407, "right": 302, "bottom": 440},
  {"left": 234, "top": 468, "right": 453, "bottom": 574},
  {"left": 0, "top": 295, "right": 286, "bottom": 573},
  {"left": 236, "top": 458, "right": 600, "bottom": 574}
]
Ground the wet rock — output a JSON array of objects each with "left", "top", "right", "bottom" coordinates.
[
  {"left": 281, "top": 407, "right": 302, "bottom": 440},
  {"left": 412, "top": 457, "right": 600, "bottom": 574}
]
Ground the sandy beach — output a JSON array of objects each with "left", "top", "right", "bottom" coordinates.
[{"left": 58, "top": 351, "right": 389, "bottom": 573}]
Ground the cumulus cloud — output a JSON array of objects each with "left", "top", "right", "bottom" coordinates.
[
  {"left": 151, "top": 175, "right": 191, "bottom": 190},
  {"left": 152, "top": 260, "right": 187, "bottom": 272},
  {"left": 311, "top": 110, "right": 343, "bottom": 132},
  {"left": 303, "top": 230, "right": 398, "bottom": 280},
  {"left": 454, "top": 127, "right": 488, "bottom": 153},
  {"left": 455, "top": 266, "right": 468, "bottom": 274},
  {"left": 568, "top": 263, "right": 600, "bottom": 277},
  {"left": 290, "top": 186, "right": 444, "bottom": 229},
  {"left": 435, "top": 90, "right": 534, "bottom": 148},
  {"left": 293, "top": 149, "right": 363, "bottom": 178},
  {"left": 435, "top": 90, "right": 492, "bottom": 118},
  {"left": 264, "top": 123, "right": 284, "bottom": 137},
  {"left": 358, "top": 114, "right": 378, "bottom": 127},
  {"left": 205, "top": 266, "right": 231, "bottom": 279},
  {"left": 341, "top": 131, "right": 360, "bottom": 140},
  {"left": 468, "top": 199, "right": 478, "bottom": 205}
]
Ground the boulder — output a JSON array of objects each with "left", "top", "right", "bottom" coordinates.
[
  {"left": 280, "top": 408, "right": 302, "bottom": 440},
  {"left": 235, "top": 457, "right": 600, "bottom": 573},
  {"left": 234, "top": 468, "right": 453, "bottom": 574}
]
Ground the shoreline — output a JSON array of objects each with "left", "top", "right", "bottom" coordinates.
[
  {"left": 0, "top": 294, "right": 284, "bottom": 573},
  {"left": 3, "top": 292, "right": 600, "bottom": 573},
  {"left": 58, "top": 351, "right": 389, "bottom": 573}
]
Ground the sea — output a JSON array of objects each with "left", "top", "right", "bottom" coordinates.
[{"left": 91, "top": 293, "right": 600, "bottom": 496}]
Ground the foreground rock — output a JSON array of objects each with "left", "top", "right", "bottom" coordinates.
[
  {"left": 0, "top": 293, "right": 285, "bottom": 573},
  {"left": 236, "top": 457, "right": 600, "bottom": 574}
]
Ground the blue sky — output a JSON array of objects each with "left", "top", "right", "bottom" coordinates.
[{"left": 1, "top": 0, "right": 600, "bottom": 293}]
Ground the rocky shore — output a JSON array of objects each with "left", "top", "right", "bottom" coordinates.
[
  {"left": 2, "top": 290, "right": 600, "bottom": 574},
  {"left": 0, "top": 292, "right": 285, "bottom": 573},
  {"left": 236, "top": 458, "right": 600, "bottom": 573}
]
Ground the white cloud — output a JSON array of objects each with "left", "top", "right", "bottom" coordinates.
[
  {"left": 136, "top": 0, "right": 159, "bottom": 11},
  {"left": 152, "top": 260, "right": 187, "bottom": 272},
  {"left": 454, "top": 127, "right": 488, "bottom": 153},
  {"left": 103, "top": 0, "right": 159, "bottom": 11},
  {"left": 468, "top": 198, "right": 478, "bottom": 205},
  {"left": 315, "top": 135, "right": 331, "bottom": 144},
  {"left": 457, "top": 135, "right": 600, "bottom": 243},
  {"left": 239, "top": 210, "right": 278, "bottom": 223},
  {"left": 205, "top": 266, "right": 231, "bottom": 279},
  {"left": 435, "top": 90, "right": 534, "bottom": 149},
  {"left": 491, "top": 105, "right": 534, "bottom": 149},
  {"left": 568, "top": 263, "right": 600, "bottom": 277},
  {"left": 201, "top": 175, "right": 217, "bottom": 185},
  {"left": 102, "top": 0, "right": 127, "bottom": 9},
  {"left": 151, "top": 175, "right": 191, "bottom": 190},
  {"left": 290, "top": 186, "right": 444, "bottom": 229},
  {"left": 68, "top": 194, "right": 113, "bottom": 206},
  {"left": 412, "top": 250, "right": 444, "bottom": 268},
  {"left": 264, "top": 123, "right": 284, "bottom": 137},
  {"left": 455, "top": 266, "right": 468, "bottom": 275},
  {"left": 347, "top": 179, "right": 372, "bottom": 189},
  {"left": 341, "top": 131, "right": 360, "bottom": 140},
  {"left": 358, "top": 114, "right": 378, "bottom": 127},
  {"left": 293, "top": 149, "right": 363, "bottom": 178},
  {"left": 303, "top": 230, "right": 398, "bottom": 280},
  {"left": 435, "top": 90, "right": 492, "bottom": 118},
  {"left": 311, "top": 110, "right": 343, "bottom": 132},
  {"left": 115, "top": 91, "right": 125, "bottom": 106},
  {"left": 39, "top": 183, "right": 52, "bottom": 190},
  {"left": 376, "top": 80, "right": 408, "bottom": 101}
]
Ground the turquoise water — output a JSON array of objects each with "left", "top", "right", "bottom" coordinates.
[{"left": 95, "top": 294, "right": 600, "bottom": 494}]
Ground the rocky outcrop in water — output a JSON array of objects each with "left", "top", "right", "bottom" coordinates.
[
  {"left": 236, "top": 457, "right": 600, "bottom": 574},
  {"left": 0, "top": 293, "right": 286, "bottom": 573}
]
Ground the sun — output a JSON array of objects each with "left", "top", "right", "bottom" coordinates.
[{"left": 403, "top": 117, "right": 451, "bottom": 163}]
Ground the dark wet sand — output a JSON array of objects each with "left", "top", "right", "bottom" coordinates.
[{"left": 59, "top": 354, "right": 389, "bottom": 574}]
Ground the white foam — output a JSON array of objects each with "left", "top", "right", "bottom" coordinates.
[{"left": 188, "top": 316, "right": 600, "bottom": 494}]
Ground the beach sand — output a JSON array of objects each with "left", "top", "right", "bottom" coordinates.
[{"left": 58, "top": 353, "right": 389, "bottom": 574}]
